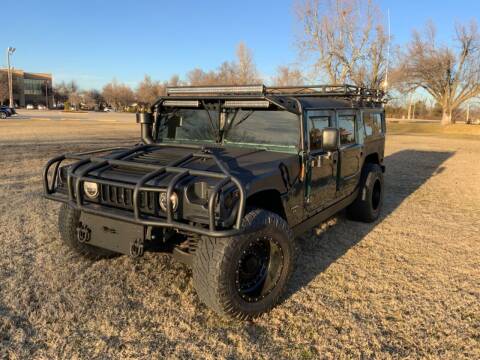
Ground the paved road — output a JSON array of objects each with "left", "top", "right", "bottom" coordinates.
[{"left": 9, "top": 109, "right": 136, "bottom": 123}]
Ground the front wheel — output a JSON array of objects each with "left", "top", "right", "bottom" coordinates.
[
  {"left": 0, "top": 112, "right": 6, "bottom": 119},
  {"left": 192, "top": 209, "right": 295, "bottom": 320}
]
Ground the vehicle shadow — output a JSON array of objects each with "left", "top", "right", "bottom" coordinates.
[{"left": 285, "top": 149, "right": 454, "bottom": 298}]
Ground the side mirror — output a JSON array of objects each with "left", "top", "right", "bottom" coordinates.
[{"left": 322, "top": 128, "right": 339, "bottom": 152}]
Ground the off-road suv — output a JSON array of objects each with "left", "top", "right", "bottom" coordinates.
[{"left": 43, "top": 84, "right": 386, "bottom": 319}]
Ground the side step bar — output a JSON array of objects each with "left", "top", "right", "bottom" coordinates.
[{"left": 292, "top": 190, "right": 358, "bottom": 237}]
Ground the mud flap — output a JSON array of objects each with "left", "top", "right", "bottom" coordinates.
[{"left": 77, "top": 212, "right": 145, "bottom": 257}]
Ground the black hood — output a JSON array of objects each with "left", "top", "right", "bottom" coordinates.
[{"left": 85, "top": 145, "right": 300, "bottom": 195}]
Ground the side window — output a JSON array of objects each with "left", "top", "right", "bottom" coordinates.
[
  {"left": 338, "top": 115, "right": 356, "bottom": 145},
  {"left": 364, "top": 112, "right": 374, "bottom": 136},
  {"left": 357, "top": 114, "right": 365, "bottom": 144},
  {"left": 310, "top": 116, "right": 329, "bottom": 130},
  {"left": 372, "top": 113, "right": 383, "bottom": 134},
  {"left": 364, "top": 112, "right": 383, "bottom": 137},
  {"left": 307, "top": 112, "right": 331, "bottom": 151}
]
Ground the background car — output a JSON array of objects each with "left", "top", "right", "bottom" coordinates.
[
  {"left": 37, "top": 104, "right": 47, "bottom": 110},
  {"left": 0, "top": 106, "right": 15, "bottom": 116},
  {"left": 26, "top": 104, "right": 35, "bottom": 110},
  {"left": 0, "top": 108, "right": 10, "bottom": 119}
]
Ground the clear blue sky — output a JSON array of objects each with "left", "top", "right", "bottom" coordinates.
[{"left": 2, "top": 0, "right": 479, "bottom": 89}]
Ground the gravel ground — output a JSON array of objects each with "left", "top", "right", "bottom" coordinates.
[{"left": 0, "top": 119, "right": 479, "bottom": 359}]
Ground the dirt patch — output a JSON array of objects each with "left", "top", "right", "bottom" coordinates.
[{"left": 0, "top": 120, "right": 479, "bottom": 358}]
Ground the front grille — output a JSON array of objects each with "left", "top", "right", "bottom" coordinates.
[{"left": 100, "top": 184, "right": 156, "bottom": 214}]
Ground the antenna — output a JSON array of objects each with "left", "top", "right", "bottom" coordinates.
[{"left": 384, "top": 8, "right": 391, "bottom": 91}]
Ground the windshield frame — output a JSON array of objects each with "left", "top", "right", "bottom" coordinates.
[{"left": 154, "top": 98, "right": 302, "bottom": 154}]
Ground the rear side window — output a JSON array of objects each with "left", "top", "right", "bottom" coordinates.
[
  {"left": 338, "top": 115, "right": 356, "bottom": 145},
  {"left": 310, "top": 116, "right": 330, "bottom": 130},
  {"left": 364, "top": 112, "right": 384, "bottom": 136}
]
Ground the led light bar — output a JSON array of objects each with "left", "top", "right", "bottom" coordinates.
[
  {"left": 162, "top": 100, "right": 200, "bottom": 107},
  {"left": 223, "top": 100, "right": 270, "bottom": 108},
  {"left": 166, "top": 85, "right": 265, "bottom": 96}
]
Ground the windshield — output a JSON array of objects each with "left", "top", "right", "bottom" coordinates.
[
  {"left": 156, "top": 108, "right": 220, "bottom": 143},
  {"left": 156, "top": 107, "right": 299, "bottom": 150},
  {"left": 224, "top": 110, "right": 299, "bottom": 148}
]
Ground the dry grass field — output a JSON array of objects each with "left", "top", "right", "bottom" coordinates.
[{"left": 0, "top": 119, "right": 479, "bottom": 359}]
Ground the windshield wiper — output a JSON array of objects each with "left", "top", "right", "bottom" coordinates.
[{"left": 201, "top": 100, "right": 221, "bottom": 142}]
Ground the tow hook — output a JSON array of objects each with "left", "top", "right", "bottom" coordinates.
[
  {"left": 130, "top": 238, "right": 144, "bottom": 258},
  {"left": 76, "top": 222, "right": 91, "bottom": 243}
]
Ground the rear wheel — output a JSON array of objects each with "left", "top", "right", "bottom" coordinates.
[
  {"left": 192, "top": 209, "right": 295, "bottom": 320},
  {"left": 0, "top": 112, "right": 6, "bottom": 119},
  {"left": 347, "top": 163, "right": 384, "bottom": 222},
  {"left": 58, "top": 204, "right": 116, "bottom": 260}
]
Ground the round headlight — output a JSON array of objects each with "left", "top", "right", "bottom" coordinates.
[
  {"left": 83, "top": 181, "right": 99, "bottom": 199},
  {"left": 159, "top": 191, "right": 178, "bottom": 212}
]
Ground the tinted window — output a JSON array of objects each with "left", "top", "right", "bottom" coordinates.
[
  {"left": 159, "top": 109, "right": 220, "bottom": 143},
  {"left": 310, "top": 115, "right": 330, "bottom": 130},
  {"left": 308, "top": 114, "right": 331, "bottom": 151},
  {"left": 357, "top": 115, "right": 365, "bottom": 144},
  {"left": 338, "top": 115, "right": 356, "bottom": 145},
  {"left": 373, "top": 113, "right": 383, "bottom": 134},
  {"left": 364, "top": 112, "right": 383, "bottom": 136},
  {"left": 224, "top": 110, "right": 299, "bottom": 148}
]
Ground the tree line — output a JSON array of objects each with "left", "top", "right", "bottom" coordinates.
[
  {"left": 54, "top": 0, "right": 480, "bottom": 125},
  {"left": 53, "top": 41, "right": 305, "bottom": 112}
]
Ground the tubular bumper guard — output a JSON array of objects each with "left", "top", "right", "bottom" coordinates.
[{"left": 43, "top": 144, "right": 246, "bottom": 237}]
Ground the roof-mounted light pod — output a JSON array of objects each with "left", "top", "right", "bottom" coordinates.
[
  {"left": 166, "top": 85, "right": 265, "bottom": 96},
  {"left": 163, "top": 100, "right": 200, "bottom": 107},
  {"left": 223, "top": 100, "right": 270, "bottom": 108}
]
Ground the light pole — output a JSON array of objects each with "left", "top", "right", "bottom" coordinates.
[
  {"left": 6, "top": 47, "right": 16, "bottom": 108},
  {"left": 45, "top": 80, "right": 48, "bottom": 109}
]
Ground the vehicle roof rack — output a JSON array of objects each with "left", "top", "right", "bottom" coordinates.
[{"left": 166, "top": 84, "right": 386, "bottom": 103}]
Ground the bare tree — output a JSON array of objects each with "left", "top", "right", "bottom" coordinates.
[
  {"left": 68, "top": 92, "right": 82, "bottom": 108},
  {"left": 296, "top": 0, "right": 388, "bottom": 87},
  {"left": 136, "top": 75, "right": 164, "bottom": 106},
  {"left": 166, "top": 74, "right": 182, "bottom": 87},
  {"left": 0, "top": 72, "right": 8, "bottom": 105},
  {"left": 187, "top": 68, "right": 220, "bottom": 85},
  {"left": 186, "top": 42, "right": 261, "bottom": 86},
  {"left": 81, "top": 89, "right": 103, "bottom": 110},
  {"left": 272, "top": 66, "right": 305, "bottom": 86},
  {"left": 53, "top": 80, "right": 79, "bottom": 106},
  {"left": 398, "top": 21, "right": 480, "bottom": 124},
  {"left": 102, "top": 80, "right": 135, "bottom": 111},
  {"left": 217, "top": 61, "right": 239, "bottom": 84},
  {"left": 235, "top": 42, "right": 260, "bottom": 84}
]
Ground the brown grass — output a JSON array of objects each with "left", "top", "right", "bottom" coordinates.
[
  {"left": 0, "top": 119, "right": 479, "bottom": 359},
  {"left": 387, "top": 121, "right": 480, "bottom": 139}
]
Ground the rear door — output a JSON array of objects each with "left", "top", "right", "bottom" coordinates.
[{"left": 337, "top": 110, "right": 362, "bottom": 197}]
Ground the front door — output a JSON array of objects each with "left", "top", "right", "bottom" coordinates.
[
  {"left": 337, "top": 110, "right": 362, "bottom": 197},
  {"left": 305, "top": 110, "right": 338, "bottom": 214}
]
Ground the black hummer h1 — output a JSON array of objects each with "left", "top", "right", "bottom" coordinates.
[{"left": 43, "top": 84, "right": 386, "bottom": 319}]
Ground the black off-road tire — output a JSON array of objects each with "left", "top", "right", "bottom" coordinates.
[
  {"left": 192, "top": 209, "right": 295, "bottom": 320},
  {"left": 347, "top": 163, "right": 384, "bottom": 222},
  {"left": 58, "top": 204, "right": 116, "bottom": 260}
]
